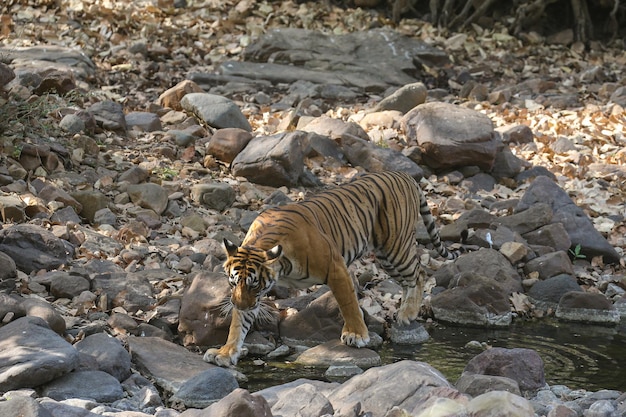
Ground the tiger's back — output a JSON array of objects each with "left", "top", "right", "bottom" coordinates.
[{"left": 243, "top": 171, "right": 458, "bottom": 284}]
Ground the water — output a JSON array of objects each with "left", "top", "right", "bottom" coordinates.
[{"left": 241, "top": 320, "right": 626, "bottom": 393}]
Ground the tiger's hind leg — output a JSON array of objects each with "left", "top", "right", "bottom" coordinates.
[
  {"left": 376, "top": 245, "right": 425, "bottom": 325},
  {"left": 396, "top": 266, "right": 426, "bottom": 325}
]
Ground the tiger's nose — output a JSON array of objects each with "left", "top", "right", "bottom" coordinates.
[{"left": 232, "top": 281, "right": 257, "bottom": 310}]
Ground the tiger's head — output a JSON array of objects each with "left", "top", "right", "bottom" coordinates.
[{"left": 222, "top": 238, "right": 283, "bottom": 311}]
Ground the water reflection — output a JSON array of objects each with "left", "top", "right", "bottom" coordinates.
[
  {"left": 242, "top": 320, "right": 626, "bottom": 393},
  {"left": 391, "top": 320, "right": 625, "bottom": 392}
]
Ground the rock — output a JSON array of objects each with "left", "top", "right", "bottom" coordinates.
[
  {"left": 231, "top": 131, "right": 309, "bottom": 187},
  {"left": 434, "top": 248, "right": 523, "bottom": 294},
  {"left": 59, "top": 113, "right": 86, "bottom": 134},
  {"left": 431, "top": 272, "right": 513, "bottom": 327},
  {"left": 467, "top": 390, "right": 535, "bottom": 417},
  {"left": 0, "top": 45, "right": 96, "bottom": 80},
  {"left": 373, "top": 82, "right": 428, "bottom": 113},
  {"left": 178, "top": 271, "right": 231, "bottom": 347},
  {"left": 387, "top": 320, "right": 430, "bottom": 345},
  {"left": 401, "top": 102, "right": 497, "bottom": 171},
  {"left": 467, "top": 225, "right": 526, "bottom": 250},
  {"left": 180, "top": 93, "right": 251, "bottom": 131},
  {"left": 294, "top": 340, "right": 381, "bottom": 368},
  {"left": 0, "top": 252, "right": 17, "bottom": 293},
  {"left": 491, "top": 145, "right": 525, "bottom": 179},
  {"left": 32, "top": 68, "right": 76, "bottom": 95},
  {"left": 127, "top": 183, "right": 170, "bottom": 215},
  {"left": 207, "top": 128, "right": 253, "bottom": 163},
  {"left": 0, "top": 291, "right": 26, "bottom": 323},
  {"left": 524, "top": 251, "right": 574, "bottom": 280},
  {"left": 456, "top": 372, "right": 522, "bottom": 396},
  {"left": 21, "top": 298, "right": 66, "bottom": 334},
  {"left": 128, "top": 336, "right": 214, "bottom": 394},
  {"left": 0, "top": 317, "right": 78, "bottom": 392},
  {"left": 91, "top": 269, "right": 156, "bottom": 313},
  {"left": 50, "top": 206, "right": 82, "bottom": 225},
  {"left": 157, "top": 79, "right": 205, "bottom": 111},
  {"left": 0, "top": 61, "right": 15, "bottom": 87},
  {"left": 516, "top": 176, "right": 620, "bottom": 263},
  {"left": 279, "top": 291, "right": 343, "bottom": 347},
  {"left": 38, "top": 398, "right": 101, "bottom": 417},
  {"left": 461, "top": 172, "right": 497, "bottom": 192},
  {"left": 463, "top": 347, "right": 545, "bottom": 392},
  {"left": 496, "top": 124, "right": 535, "bottom": 144},
  {"left": 0, "top": 194, "right": 27, "bottom": 222},
  {"left": 354, "top": 110, "right": 402, "bottom": 130},
  {"left": 498, "top": 202, "right": 553, "bottom": 235},
  {"left": 171, "top": 367, "right": 239, "bottom": 408},
  {"left": 527, "top": 275, "right": 583, "bottom": 307},
  {"left": 328, "top": 360, "right": 461, "bottom": 416},
  {"left": 37, "top": 181, "right": 83, "bottom": 213},
  {"left": 118, "top": 166, "right": 150, "bottom": 184},
  {"left": 117, "top": 373, "right": 164, "bottom": 413},
  {"left": 235, "top": 28, "right": 448, "bottom": 91},
  {"left": 271, "top": 383, "right": 334, "bottom": 417},
  {"left": 556, "top": 291, "right": 620, "bottom": 324},
  {"left": 49, "top": 273, "right": 90, "bottom": 299},
  {"left": 0, "top": 396, "right": 53, "bottom": 417},
  {"left": 191, "top": 183, "right": 236, "bottom": 212},
  {"left": 500, "top": 241, "right": 529, "bottom": 264},
  {"left": 126, "top": 111, "right": 163, "bottom": 132},
  {"left": 339, "top": 133, "right": 424, "bottom": 179},
  {"left": 75, "top": 333, "right": 132, "bottom": 381},
  {"left": 300, "top": 115, "right": 370, "bottom": 141},
  {"left": 39, "top": 370, "right": 124, "bottom": 403},
  {"left": 188, "top": 388, "right": 272, "bottom": 417},
  {"left": 88, "top": 100, "right": 127, "bottom": 133},
  {"left": 523, "top": 223, "right": 571, "bottom": 252},
  {"left": 0, "top": 224, "right": 74, "bottom": 274},
  {"left": 70, "top": 190, "right": 111, "bottom": 224}
]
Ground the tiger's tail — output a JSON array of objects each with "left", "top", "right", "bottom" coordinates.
[{"left": 417, "top": 184, "right": 466, "bottom": 260}]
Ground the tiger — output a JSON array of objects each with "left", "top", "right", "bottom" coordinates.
[{"left": 203, "top": 171, "right": 465, "bottom": 367}]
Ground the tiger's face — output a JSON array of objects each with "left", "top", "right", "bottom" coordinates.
[{"left": 222, "top": 239, "right": 283, "bottom": 311}]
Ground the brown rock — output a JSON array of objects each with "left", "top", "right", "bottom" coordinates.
[
  {"left": 157, "top": 79, "right": 205, "bottom": 111},
  {"left": 207, "top": 128, "right": 253, "bottom": 164},
  {"left": 401, "top": 102, "right": 497, "bottom": 171}
]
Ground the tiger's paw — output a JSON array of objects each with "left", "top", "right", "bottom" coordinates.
[
  {"left": 340, "top": 327, "right": 370, "bottom": 348},
  {"left": 396, "top": 305, "right": 420, "bottom": 325},
  {"left": 203, "top": 346, "right": 239, "bottom": 367}
]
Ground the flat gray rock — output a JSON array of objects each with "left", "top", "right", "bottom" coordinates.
[
  {"left": 0, "top": 317, "right": 79, "bottom": 392},
  {"left": 128, "top": 336, "right": 214, "bottom": 394},
  {"left": 225, "top": 28, "right": 449, "bottom": 92},
  {"left": 180, "top": 93, "right": 251, "bottom": 131},
  {"left": 0, "top": 224, "right": 74, "bottom": 274},
  {"left": 39, "top": 370, "right": 124, "bottom": 403}
]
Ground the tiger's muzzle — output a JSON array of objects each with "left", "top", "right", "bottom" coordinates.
[{"left": 231, "top": 281, "right": 259, "bottom": 311}]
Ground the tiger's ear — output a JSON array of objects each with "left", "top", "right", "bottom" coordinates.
[
  {"left": 266, "top": 245, "right": 282, "bottom": 261},
  {"left": 223, "top": 238, "right": 239, "bottom": 257}
]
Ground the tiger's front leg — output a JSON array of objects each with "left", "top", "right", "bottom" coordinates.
[
  {"left": 203, "top": 308, "right": 255, "bottom": 367},
  {"left": 326, "top": 261, "right": 370, "bottom": 348}
]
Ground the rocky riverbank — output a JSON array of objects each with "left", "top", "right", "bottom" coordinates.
[{"left": 1, "top": 1, "right": 626, "bottom": 416}]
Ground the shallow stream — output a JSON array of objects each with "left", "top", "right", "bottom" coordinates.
[{"left": 241, "top": 320, "right": 626, "bottom": 393}]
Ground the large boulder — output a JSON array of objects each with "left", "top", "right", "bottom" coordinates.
[
  {"left": 401, "top": 102, "right": 497, "bottom": 171},
  {"left": 0, "top": 317, "right": 79, "bottom": 392},
  {"left": 463, "top": 347, "right": 546, "bottom": 392},
  {"left": 0, "top": 224, "right": 74, "bottom": 273},
  {"left": 231, "top": 131, "right": 309, "bottom": 187},
  {"left": 516, "top": 176, "right": 620, "bottom": 263}
]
